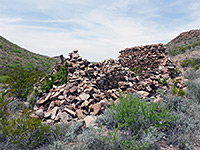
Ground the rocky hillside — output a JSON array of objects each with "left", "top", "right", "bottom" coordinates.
[
  {"left": 0, "top": 35, "right": 58, "bottom": 75},
  {"left": 166, "top": 29, "right": 200, "bottom": 50},
  {"left": 165, "top": 29, "right": 200, "bottom": 84},
  {"left": 165, "top": 29, "right": 200, "bottom": 65}
]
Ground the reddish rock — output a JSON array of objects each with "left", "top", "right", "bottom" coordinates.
[
  {"left": 59, "top": 112, "right": 72, "bottom": 123},
  {"left": 84, "top": 116, "right": 96, "bottom": 127},
  {"left": 69, "top": 86, "right": 78, "bottom": 94},
  {"left": 76, "top": 109, "right": 85, "bottom": 119},
  {"left": 63, "top": 108, "right": 76, "bottom": 117},
  {"left": 93, "top": 103, "right": 101, "bottom": 115}
]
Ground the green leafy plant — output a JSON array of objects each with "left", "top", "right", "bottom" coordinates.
[
  {"left": 191, "top": 40, "right": 200, "bottom": 48},
  {"left": 105, "top": 93, "right": 174, "bottom": 149},
  {"left": 130, "top": 66, "right": 143, "bottom": 75},
  {"left": 42, "top": 62, "right": 68, "bottom": 92},
  {"left": 0, "top": 75, "right": 9, "bottom": 83},
  {"left": 171, "top": 86, "right": 185, "bottom": 97},
  {"left": 3, "top": 65, "right": 44, "bottom": 101},
  {"left": 194, "top": 64, "right": 200, "bottom": 71},
  {"left": 1, "top": 109, "right": 50, "bottom": 149},
  {"left": 158, "top": 78, "right": 168, "bottom": 85},
  {"left": 11, "top": 50, "right": 21, "bottom": 53},
  {"left": 181, "top": 58, "right": 200, "bottom": 68}
]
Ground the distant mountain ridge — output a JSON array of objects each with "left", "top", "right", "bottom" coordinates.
[{"left": 0, "top": 35, "right": 58, "bottom": 75}]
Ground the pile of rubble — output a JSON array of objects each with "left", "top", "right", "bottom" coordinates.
[{"left": 32, "top": 44, "right": 178, "bottom": 125}]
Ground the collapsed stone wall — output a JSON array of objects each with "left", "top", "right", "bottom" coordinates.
[
  {"left": 32, "top": 44, "right": 178, "bottom": 125},
  {"left": 119, "top": 43, "right": 176, "bottom": 79}
]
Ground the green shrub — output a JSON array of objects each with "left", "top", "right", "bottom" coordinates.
[
  {"left": 96, "top": 109, "right": 116, "bottom": 129},
  {"left": 130, "top": 66, "right": 142, "bottom": 75},
  {"left": 32, "top": 56, "right": 39, "bottom": 60},
  {"left": 49, "top": 140, "right": 65, "bottom": 150},
  {"left": 0, "top": 75, "right": 9, "bottom": 83},
  {"left": 0, "top": 44, "right": 2, "bottom": 48},
  {"left": 186, "top": 80, "right": 200, "bottom": 103},
  {"left": 194, "top": 64, "right": 200, "bottom": 71},
  {"left": 181, "top": 58, "right": 200, "bottom": 68},
  {"left": 191, "top": 40, "right": 200, "bottom": 48},
  {"left": 1, "top": 109, "right": 50, "bottom": 150},
  {"left": 49, "top": 123, "right": 69, "bottom": 141},
  {"left": 162, "top": 94, "right": 200, "bottom": 149},
  {"left": 9, "top": 100, "right": 26, "bottom": 112},
  {"left": 171, "top": 86, "right": 185, "bottom": 97},
  {"left": 77, "top": 126, "right": 106, "bottom": 150},
  {"left": 42, "top": 62, "right": 68, "bottom": 92},
  {"left": 3, "top": 65, "right": 44, "bottom": 101},
  {"left": 64, "top": 121, "right": 83, "bottom": 143},
  {"left": 0, "top": 91, "right": 9, "bottom": 119},
  {"left": 158, "top": 78, "right": 168, "bottom": 85},
  {"left": 184, "top": 68, "right": 195, "bottom": 80},
  {"left": 104, "top": 93, "right": 174, "bottom": 149},
  {"left": 11, "top": 50, "right": 21, "bottom": 53}
]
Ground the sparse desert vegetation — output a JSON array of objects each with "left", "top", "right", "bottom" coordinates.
[{"left": 0, "top": 30, "right": 200, "bottom": 150}]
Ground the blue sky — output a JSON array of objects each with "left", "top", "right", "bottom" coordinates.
[{"left": 0, "top": 0, "right": 199, "bottom": 61}]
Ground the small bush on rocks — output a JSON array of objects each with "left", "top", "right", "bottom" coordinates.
[{"left": 42, "top": 62, "right": 68, "bottom": 92}]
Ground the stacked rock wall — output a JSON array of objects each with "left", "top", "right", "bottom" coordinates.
[{"left": 33, "top": 44, "right": 178, "bottom": 125}]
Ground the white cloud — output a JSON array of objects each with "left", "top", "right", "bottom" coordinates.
[{"left": 0, "top": 0, "right": 199, "bottom": 61}]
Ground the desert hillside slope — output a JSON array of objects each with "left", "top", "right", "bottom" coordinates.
[{"left": 0, "top": 35, "right": 58, "bottom": 75}]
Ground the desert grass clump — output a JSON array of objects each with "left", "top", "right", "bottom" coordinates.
[
  {"left": 186, "top": 80, "right": 200, "bottom": 103},
  {"left": 162, "top": 94, "right": 200, "bottom": 149}
]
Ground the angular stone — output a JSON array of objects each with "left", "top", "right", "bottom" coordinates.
[
  {"left": 161, "top": 74, "right": 169, "bottom": 79},
  {"left": 55, "top": 100, "right": 61, "bottom": 106},
  {"left": 76, "top": 109, "right": 85, "bottom": 119},
  {"left": 46, "top": 119, "right": 54, "bottom": 124},
  {"left": 30, "top": 113, "right": 38, "bottom": 118},
  {"left": 44, "top": 112, "right": 51, "bottom": 118},
  {"left": 51, "top": 91, "right": 60, "bottom": 100},
  {"left": 73, "top": 48, "right": 78, "bottom": 53},
  {"left": 92, "top": 93, "right": 100, "bottom": 99},
  {"left": 35, "top": 109, "right": 44, "bottom": 119},
  {"left": 136, "top": 91, "right": 149, "bottom": 97},
  {"left": 69, "top": 86, "right": 78, "bottom": 94},
  {"left": 48, "top": 101, "right": 55, "bottom": 110},
  {"left": 54, "top": 111, "right": 61, "bottom": 121},
  {"left": 63, "top": 108, "right": 76, "bottom": 117},
  {"left": 79, "top": 93, "right": 90, "bottom": 101},
  {"left": 58, "top": 95, "right": 65, "bottom": 100},
  {"left": 38, "top": 92, "right": 51, "bottom": 104},
  {"left": 84, "top": 116, "right": 96, "bottom": 128},
  {"left": 153, "top": 97, "right": 162, "bottom": 104},
  {"left": 50, "top": 106, "right": 59, "bottom": 120},
  {"left": 81, "top": 100, "right": 89, "bottom": 107},
  {"left": 60, "top": 112, "right": 72, "bottom": 123},
  {"left": 111, "top": 93, "right": 118, "bottom": 100},
  {"left": 93, "top": 103, "right": 101, "bottom": 115}
]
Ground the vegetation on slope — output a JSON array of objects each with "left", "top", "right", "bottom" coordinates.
[
  {"left": 165, "top": 29, "right": 200, "bottom": 56},
  {"left": 0, "top": 35, "right": 57, "bottom": 75},
  {"left": 0, "top": 30, "right": 200, "bottom": 150}
]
